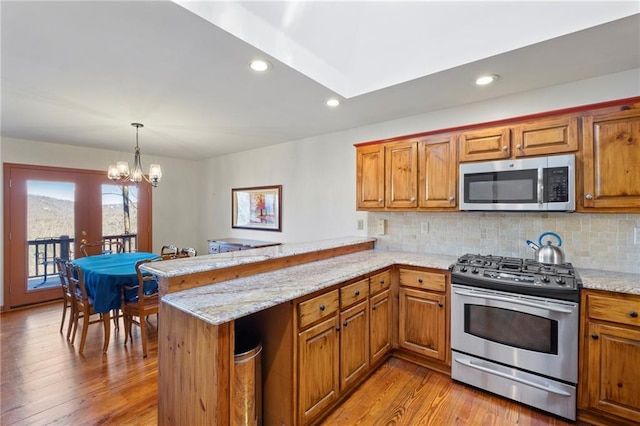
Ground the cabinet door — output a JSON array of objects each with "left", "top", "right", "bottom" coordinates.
[
  {"left": 385, "top": 141, "right": 418, "bottom": 208},
  {"left": 398, "top": 287, "right": 446, "bottom": 360},
  {"left": 418, "top": 135, "right": 457, "bottom": 208},
  {"left": 356, "top": 145, "right": 385, "bottom": 209},
  {"left": 587, "top": 322, "right": 640, "bottom": 421},
  {"left": 459, "top": 126, "right": 510, "bottom": 162},
  {"left": 340, "top": 301, "right": 369, "bottom": 391},
  {"left": 512, "top": 115, "right": 578, "bottom": 157},
  {"left": 370, "top": 289, "right": 392, "bottom": 365},
  {"left": 582, "top": 109, "right": 640, "bottom": 209},
  {"left": 298, "top": 315, "right": 340, "bottom": 425}
]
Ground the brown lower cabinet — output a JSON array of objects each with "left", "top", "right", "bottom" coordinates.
[{"left": 579, "top": 289, "right": 640, "bottom": 425}]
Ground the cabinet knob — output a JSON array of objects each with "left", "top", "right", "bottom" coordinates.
[
  {"left": 372, "top": 305, "right": 377, "bottom": 311},
  {"left": 591, "top": 333, "right": 599, "bottom": 340},
  {"left": 448, "top": 196, "right": 455, "bottom": 201},
  {"left": 502, "top": 145, "right": 508, "bottom": 151},
  {"left": 379, "top": 279, "right": 385, "bottom": 285},
  {"left": 585, "top": 194, "right": 593, "bottom": 200},
  {"left": 319, "top": 304, "right": 325, "bottom": 311},
  {"left": 418, "top": 278, "right": 423, "bottom": 283},
  {"left": 335, "top": 326, "right": 340, "bottom": 332},
  {"left": 378, "top": 198, "right": 383, "bottom": 203},
  {"left": 354, "top": 290, "right": 360, "bottom": 296},
  {"left": 516, "top": 144, "right": 522, "bottom": 150},
  {"left": 410, "top": 197, "right": 416, "bottom": 202},
  {"left": 343, "top": 321, "right": 348, "bottom": 327},
  {"left": 630, "top": 311, "right": 638, "bottom": 318},
  {"left": 438, "top": 303, "right": 444, "bottom": 308}
]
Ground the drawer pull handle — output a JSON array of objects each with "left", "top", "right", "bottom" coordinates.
[
  {"left": 591, "top": 333, "right": 599, "bottom": 340},
  {"left": 355, "top": 290, "right": 360, "bottom": 296},
  {"left": 319, "top": 304, "right": 325, "bottom": 311},
  {"left": 630, "top": 311, "right": 638, "bottom": 318},
  {"left": 418, "top": 278, "right": 423, "bottom": 283},
  {"left": 379, "top": 279, "right": 385, "bottom": 284}
]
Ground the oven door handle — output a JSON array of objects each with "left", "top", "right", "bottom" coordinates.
[
  {"left": 454, "top": 357, "right": 572, "bottom": 397},
  {"left": 453, "top": 289, "right": 573, "bottom": 313}
]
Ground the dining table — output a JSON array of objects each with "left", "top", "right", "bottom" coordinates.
[{"left": 73, "top": 251, "right": 159, "bottom": 314}]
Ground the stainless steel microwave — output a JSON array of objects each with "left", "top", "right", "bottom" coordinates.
[{"left": 459, "top": 154, "right": 575, "bottom": 211}]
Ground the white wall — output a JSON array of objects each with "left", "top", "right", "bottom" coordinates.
[{"left": 198, "top": 69, "right": 640, "bottom": 273}]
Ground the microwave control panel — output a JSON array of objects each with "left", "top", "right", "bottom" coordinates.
[{"left": 544, "top": 167, "right": 569, "bottom": 202}]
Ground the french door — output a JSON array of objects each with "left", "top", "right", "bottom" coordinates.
[{"left": 3, "top": 164, "right": 152, "bottom": 309}]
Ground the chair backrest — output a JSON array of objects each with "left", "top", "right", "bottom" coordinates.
[
  {"left": 134, "top": 258, "right": 161, "bottom": 303},
  {"left": 179, "top": 247, "right": 197, "bottom": 257},
  {"left": 54, "top": 257, "right": 70, "bottom": 294},
  {"left": 67, "top": 263, "right": 89, "bottom": 303},
  {"left": 161, "top": 245, "right": 179, "bottom": 256},
  {"left": 80, "top": 240, "right": 123, "bottom": 257}
]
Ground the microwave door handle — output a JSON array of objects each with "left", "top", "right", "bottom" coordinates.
[
  {"left": 453, "top": 289, "right": 573, "bottom": 313},
  {"left": 454, "top": 357, "right": 572, "bottom": 397},
  {"left": 538, "top": 169, "right": 544, "bottom": 205}
]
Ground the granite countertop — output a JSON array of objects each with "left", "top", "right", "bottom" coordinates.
[
  {"left": 142, "top": 236, "right": 377, "bottom": 278},
  {"left": 157, "top": 236, "right": 640, "bottom": 326}
]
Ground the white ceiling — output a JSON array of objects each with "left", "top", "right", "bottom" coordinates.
[{"left": 1, "top": 1, "right": 639, "bottom": 161}]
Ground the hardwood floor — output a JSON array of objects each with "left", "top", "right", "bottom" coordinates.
[{"left": 2, "top": 302, "right": 580, "bottom": 425}]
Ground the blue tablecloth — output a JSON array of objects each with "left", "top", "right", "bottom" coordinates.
[{"left": 73, "top": 252, "right": 158, "bottom": 313}]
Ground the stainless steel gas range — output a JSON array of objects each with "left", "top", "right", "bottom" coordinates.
[{"left": 450, "top": 254, "right": 582, "bottom": 421}]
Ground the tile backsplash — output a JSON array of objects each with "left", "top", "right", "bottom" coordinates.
[{"left": 368, "top": 212, "right": 640, "bottom": 274}]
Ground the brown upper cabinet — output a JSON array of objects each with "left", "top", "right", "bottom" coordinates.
[
  {"left": 356, "top": 136, "right": 457, "bottom": 211},
  {"left": 580, "top": 108, "right": 640, "bottom": 211},
  {"left": 459, "top": 114, "right": 579, "bottom": 162},
  {"left": 385, "top": 140, "right": 418, "bottom": 208},
  {"left": 418, "top": 134, "right": 457, "bottom": 208}
]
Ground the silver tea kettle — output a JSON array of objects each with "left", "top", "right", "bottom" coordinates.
[{"left": 526, "top": 231, "right": 565, "bottom": 265}]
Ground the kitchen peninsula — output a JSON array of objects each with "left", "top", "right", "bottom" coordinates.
[{"left": 143, "top": 237, "right": 640, "bottom": 425}]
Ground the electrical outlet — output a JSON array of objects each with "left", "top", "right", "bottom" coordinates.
[
  {"left": 376, "top": 219, "right": 386, "bottom": 235},
  {"left": 635, "top": 227, "right": 640, "bottom": 245},
  {"left": 357, "top": 219, "right": 364, "bottom": 230},
  {"left": 421, "top": 222, "right": 429, "bottom": 234}
]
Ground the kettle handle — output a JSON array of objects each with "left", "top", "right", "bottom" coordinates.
[{"left": 538, "top": 231, "right": 562, "bottom": 247}]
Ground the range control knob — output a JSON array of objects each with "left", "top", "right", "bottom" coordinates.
[
  {"left": 541, "top": 275, "right": 550, "bottom": 283},
  {"left": 460, "top": 266, "right": 468, "bottom": 273},
  {"left": 555, "top": 277, "right": 566, "bottom": 285},
  {"left": 472, "top": 268, "right": 479, "bottom": 274}
]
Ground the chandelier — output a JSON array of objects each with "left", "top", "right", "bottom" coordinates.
[{"left": 107, "top": 123, "right": 162, "bottom": 187}]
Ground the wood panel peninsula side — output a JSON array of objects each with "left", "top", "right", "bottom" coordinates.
[{"left": 142, "top": 238, "right": 456, "bottom": 425}]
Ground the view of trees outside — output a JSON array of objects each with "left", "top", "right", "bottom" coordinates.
[{"left": 27, "top": 181, "right": 138, "bottom": 277}]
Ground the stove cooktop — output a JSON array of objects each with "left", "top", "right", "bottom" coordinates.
[{"left": 450, "top": 254, "right": 582, "bottom": 302}]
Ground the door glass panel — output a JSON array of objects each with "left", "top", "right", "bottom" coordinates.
[
  {"left": 102, "top": 184, "right": 138, "bottom": 252},
  {"left": 27, "top": 181, "right": 75, "bottom": 291}
]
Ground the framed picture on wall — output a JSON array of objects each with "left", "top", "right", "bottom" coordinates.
[{"left": 232, "top": 185, "right": 282, "bottom": 231}]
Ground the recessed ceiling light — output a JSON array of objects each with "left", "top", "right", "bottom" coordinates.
[
  {"left": 326, "top": 99, "right": 340, "bottom": 107},
  {"left": 475, "top": 74, "right": 499, "bottom": 86},
  {"left": 249, "top": 59, "right": 270, "bottom": 72}
]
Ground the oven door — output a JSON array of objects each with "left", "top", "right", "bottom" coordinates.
[{"left": 451, "top": 285, "right": 578, "bottom": 383}]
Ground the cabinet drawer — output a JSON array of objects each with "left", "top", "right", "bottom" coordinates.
[
  {"left": 588, "top": 293, "right": 640, "bottom": 327},
  {"left": 399, "top": 269, "right": 446, "bottom": 292},
  {"left": 369, "top": 270, "right": 392, "bottom": 295},
  {"left": 340, "top": 279, "right": 369, "bottom": 309},
  {"left": 298, "top": 290, "right": 339, "bottom": 330}
]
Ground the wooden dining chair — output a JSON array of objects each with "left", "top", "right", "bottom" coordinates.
[
  {"left": 68, "top": 263, "right": 111, "bottom": 355},
  {"left": 121, "top": 258, "right": 161, "bottom": 358},
  {"left": 54, "top": 257, "right": 74, "bottom": 340},
  {"left": 80, "top": 240, "right": 124, "bottom": 257},
  {"left": 160, "top": 244, "right": 179, "bottom": 258}
]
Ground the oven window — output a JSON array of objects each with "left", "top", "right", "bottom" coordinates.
[{"left": 464, "top": 304, "right": 558, "bottom": 354}]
